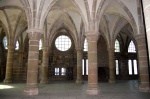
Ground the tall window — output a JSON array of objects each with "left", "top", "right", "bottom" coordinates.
[
  {"left": 133, "top": 60, "right": 138, "bottom": 75},
  {"left": 128, "top": 60, "right": 132, "bottom": 75},
  {"left": 128, "top": 41, "right": 136, "bottom": 53},
  {"left": 15, "top": 41, "right": 19, "bottom": 50},
  {"left": 39, "top": 39, "right": 42, "bottom": 50},
  {"left": 128, "top": 59, "right": 138, "bottom": 75},
  {"left": 3, "top": 36, "right": 8, "bottom": 49},
  {"left": 55, "top": 67, "right": 66, "bottom": 76},
  {"left": 82, "top": 59, "right": 88, "bottom": 75},
  {"left": 84, "top": 39, "right": 88, "bottom": 51},
  {"left": 115, "top": 39, "right": 120, "bottom": 52},
  {"left": 55, "top": 35, "right": 71, "bottom": 51},
  {"left": 61, "top": 68, "right": 66, "bottom": 76},
  {"left": 115, "top": 60, "right": 119, "bottom": 75},
  {"left": 86, "top": 59, "right": 88, "bottom": 75},
  {"left": 55, "top": 68, "right": 59, "bottom": 75},
  {"left": 82, "top": 59, "right": 84, "bottom": 75}
]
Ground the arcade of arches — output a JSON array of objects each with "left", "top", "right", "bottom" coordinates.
[{"left": 0, "top": 0, "right": 150, "bottom": 96}]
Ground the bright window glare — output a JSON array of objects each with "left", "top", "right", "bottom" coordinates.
[
  {"left": 84, "top": 39, "right": 88, "bottom": 51},
  {"left": 115, "top": 40, "right": 120, "bottom": 52},
  {"left": 39, "top": 39, "right": 42, "bottom": 50},
  {"left": 115, "top": 60, "right": 119, "bottom": 75},
  {"left": 55, "top": 35, "right": 71, "bottom": 51},
  {"left": 128, "top": 41, "right": 136, "bottom": 53},
  {"left": 0, "top": 85, "right": 14, "bottom": 89},
  {"left": 15, "top": 41, "right": 19, "bottom": 50},
  {"left": 3, "top": 36, "right": 8, "bottom": 49},
  {"left": 133, "top": 60, "right": 138, "bottom": 75},
  {"left": 55, "top": 68, "right": 59, "bottom": 75},
  {"left": 86, "top": 59, "right": 88, "bottom": 75},
  {"left": 82, "top": 59, "right": 84, "bottom": 75},
  {"left": 61, "top": 68, "right": 66, "bottom": 75},
  {"left": 3, "top": 36, "right": 19, "bottom": 50},
  {"left": 128, "top": 60, "right": 132, "bottom": 75}
]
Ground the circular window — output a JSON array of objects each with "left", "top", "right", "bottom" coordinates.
[{"left": 55, "top": 35, "right": 72, "bottom": 51}]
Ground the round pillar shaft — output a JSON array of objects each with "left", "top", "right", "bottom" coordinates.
[
  {"left": 136, "top": 34, "right": 150, "bottom": 92},
  {"left": 40, "top": 47, "right": 49, "bottom": 84},
  {"left": 24, "top": 29, "right": 43, "bottom": 95},
  {"left": 76, "top": 48, "right": 83, "bottom": 84},
  {"left": 4, "top": 46, "right": 14, "bottom": 83},
  {"left": 86, "top": 33, "right": 99, "bottom": 95},
  {"left": 108, "top": 48, "right": 116, "bottom": 83}
]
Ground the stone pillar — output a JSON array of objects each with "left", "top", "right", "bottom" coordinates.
[
  {"left": 86, "top": 33, "right": 99, "bottom": 95},
  {"left": 108, "top": 48, "right": 116, "bottom": 83},
  {"left": 17, "top": 50, "right": 23, "bottom": 80},
  {"left": 3, "top": 46, "right": 14, "bottom": 83},
  {"left": 135, "top": 34, "right": 150, "bottom": 92},
  {"left": 24, "top": 29, "right": 43, "bottom": 95},
  {"left": 76, "top": 48, "right": 83, "bottom": 84},
  {"left": 142, "top": 0, "right": 150, "bottom": 59},
  {"left": 40, "top": 46, "right": 49, "bottom": 84}
]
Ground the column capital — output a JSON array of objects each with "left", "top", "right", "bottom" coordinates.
[
  {"left": 85, "top": 32, "right": 99, "bottom": 42},
  {"left": 76, "top": 47, "right": 83, "bottom": 51},
  {"left": 26, "top": 28, "right": 43, "bottom": 33},
  {"left": 7, "top": 45, "right": 15, "bottom": 50},
  {"left": 26, "top": 28, "right": 43, "bottom": 40}
]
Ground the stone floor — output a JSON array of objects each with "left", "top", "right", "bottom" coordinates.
[{"left": 0, "top": 80, "right": 150, "bottom": 99}]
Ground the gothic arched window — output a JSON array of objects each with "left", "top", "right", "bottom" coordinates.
[
  {"left": 84, "top": 39, "right": 88, "bottom": 51},
  {"left": 3, "top": 36, "right": 19, "bottom": 50},
  {"left": 15, "top": 41, "right": 19, "bottom": 50},
  {"left": 3, "top": 36, "right": 8, "bottom": 49},
  {"left": 115, "top": 39, "right": 120, "bottom": 52},
  {"left": 128, "top": 41, "right": 136, "bottom": 53}
]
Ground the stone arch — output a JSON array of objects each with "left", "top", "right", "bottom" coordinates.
[
  {"left": 96, "top": 0, "right": 138, "bottom": 37},
  {"left": 41, "top": 0, "right": 88, "bottom": 32},
  {"left": 0, "top": 6, "right": 25, "bottom": 46},
  {"left": 14, "top": 26, "right": 27, "bottom": 49},
  {"left": 0, "top": 5, "right": 24, "bottom": 11},
  {"left": 47, "top": 9, "right": 83, "bottom": 34},
  {"left": 48, "top": 23, "right": 78, "bottom": 50}
]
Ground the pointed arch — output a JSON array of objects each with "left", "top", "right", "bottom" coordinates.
[
  {"left": 48, "top": 23, "right": 77, "bottom": 49},
  {"left": 96, "top": 0, "right": 138, "bottom": 36}
]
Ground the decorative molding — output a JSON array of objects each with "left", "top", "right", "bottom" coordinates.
[
  {"left": 26, "top": 28, "right": 43, "bottom": 40},
  {"left": 85, "top": 32, "right": 99, "bottom": 42}
]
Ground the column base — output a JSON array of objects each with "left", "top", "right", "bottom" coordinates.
[
  {"left": 86, "top": 84, "right": 99, "bottom": 95},
  {"left": 3, "top": 78, "right": 12, "bottom": 83},
  {"left": 76, "top": 79, "right": 84, "bottom": 84},
  {"left": 139, "top": 83, "right": 150, "bottom": 92},
  {"left": 24, "top": 85, "right": 39, "bottom": 95},
  {"left": 86, "top": 88, "right": 99, "bottom": 95},
  {"left": 109, "top": 79, "right": 116, "bottom": 83},
  {"left": 40, "top": 79, "right": 48, "bottom": 84}
]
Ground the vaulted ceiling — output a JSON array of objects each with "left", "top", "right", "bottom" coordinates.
[{"left": 0, "top": 0, "right": 140, "bottom": 47}]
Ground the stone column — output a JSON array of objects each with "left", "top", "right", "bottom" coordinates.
[
  {"left": 142, "top": 0, "right": 150, "bottom": 59},
  {"left": 135, "top": 34, "right": 150, "bottom": 92},
  {"left": 3, "top": 46, "right": 14, "bottom": 83},
  {"left": 108, "top": 48, "right": 116, "bottom": 83},
  {"left": 76, "top": 48, "right": 83, "bottom": 84},
  {"left": 40, "top": 46, "right": 49, "bottom": 84},
  {"left": 24, "top": 29, "right": 43, "bottom": 95},
  {"left": 17, "top": 50, "right": 23, "bottom": 80},
  {"left": 86, "top": 33, "right": 99, "bottom": 95}
]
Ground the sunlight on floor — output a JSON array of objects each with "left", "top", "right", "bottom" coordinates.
[{"left": 0, "top": 85, "right": 14, "bottom": 89}]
